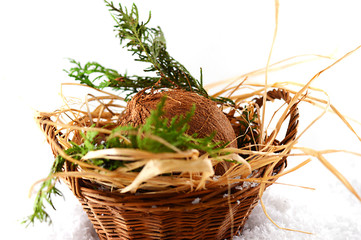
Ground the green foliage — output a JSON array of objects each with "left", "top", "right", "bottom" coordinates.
[
  {"left": 105, "top": 1, "right": 207, "bottom": 96},
  {"left": 23, "top": 155, "right": 65, "bottom": 226},
  {"left": 65, "top": 59, "right": 160, "bottom": 100},
  {"left": 237, "top": 106, "right": 260, "bottom": 149},
  {"left": 65, "top": 1, "right": 235, "bottom": 105},
  {"left": 65, "top": 1, "right": 207, "bottom": 99}
]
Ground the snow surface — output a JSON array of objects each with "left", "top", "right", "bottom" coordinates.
[
  {"left": 2, "top": 0, "right": 361, "bottom": 239},
  {"left": 7, "top": 159, "right": 361, "bottom": 240}
]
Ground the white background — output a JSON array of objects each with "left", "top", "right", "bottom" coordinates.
[{"left": 1, "top": 0, "right": 361, "bottom": 239}]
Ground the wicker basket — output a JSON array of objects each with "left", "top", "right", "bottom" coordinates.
[{"left": 38, "top": 88, "right": 299, "bottom": 239}]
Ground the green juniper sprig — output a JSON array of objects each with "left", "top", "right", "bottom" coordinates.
[
  {"left": 65, "top": 1, "right": 207, "bottom": 99},
  {"left": 23, "top": 155, "right": 65, "bottom": 226},
  {"left": 65, "top": 1, "right": 235, "bottom": 105},
  {"left": 105, "top": 0, "right": 207, "bottom": 96},
  {"left": 236, "top": 105, "right": 261, "bottom": 158},
  {"left": 65, "top": 59, "right": 160, "bottom": 100}
]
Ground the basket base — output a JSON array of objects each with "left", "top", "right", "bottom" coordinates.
[
  {"left": 76, "top": 190, "right": 260, "bottom": 240},
  {"left": 63, "top": 161, "right": 283, "bottom": 239}
]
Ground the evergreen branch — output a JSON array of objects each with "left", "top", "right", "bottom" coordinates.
[
  {"left": 65, "top": 2, "right": 235, "bottom": 105},
  {"left": 104, "top": 1, "right": 208, "bottom": 97},
  {"left": 22, "top": 155, "right": 65, "bottom": 226},
  {"left": 65, "top": 59, "right": 160, "bottom": 99}
]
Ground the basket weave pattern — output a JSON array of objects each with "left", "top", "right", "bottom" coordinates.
[
  {"left": 76, "top": 178, "right": 263, "bottom": 239},
  {"left": 39, "top": 88, "right": 299, "bottom": 239}
]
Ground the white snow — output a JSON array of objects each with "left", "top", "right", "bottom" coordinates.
[{"left": 192, "top": 197, "right": 202, "bottom": 205}]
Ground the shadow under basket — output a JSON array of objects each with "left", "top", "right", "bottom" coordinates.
[{"left": 39, "top": 89, "right": 299, "bottom": 239}]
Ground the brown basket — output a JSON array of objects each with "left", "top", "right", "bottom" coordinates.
[{"left": 38, "top": 88, "right": 299, "bottom": 239}]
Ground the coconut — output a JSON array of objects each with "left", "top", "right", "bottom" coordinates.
[{"left": 118, "top": 89, "right": 238, "bottom": 174}]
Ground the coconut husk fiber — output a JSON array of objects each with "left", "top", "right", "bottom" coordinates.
[
  {"left": 118, "top": 88, "right": 238, "bottom": 174},
  {"left": 118, "top": 89, "right": 237, "bottom": 147}
]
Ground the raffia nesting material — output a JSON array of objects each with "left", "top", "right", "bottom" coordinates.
[{"left": 37, "top": 87, "right": 299, "bottom": 239}]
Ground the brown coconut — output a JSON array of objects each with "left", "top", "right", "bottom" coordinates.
[{"left": 118, "top": 89, "right": 237, "bottom": 174}]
